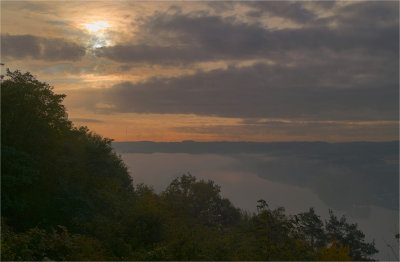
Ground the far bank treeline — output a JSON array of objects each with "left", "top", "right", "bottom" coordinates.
[{"left": 1, "top": 70, "right": 378, "bottom": 261}]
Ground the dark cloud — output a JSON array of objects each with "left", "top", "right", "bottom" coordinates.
[
  {"left": 96, "top": 1, "right": 398, "bottom": 66},
  {"left": 90, "top": 2, "right": 399, "bottom": 121},
  {"left": 207, "top": 1, "right": 328, "bottom": 22},
  {"left": 95, "top": 14, "right": 269, "bottom": 64},
  {"left": 244, "top": 1, "right": 317, "bottom": 23},
  {"left": 1, "top": 34, "right": 86, "bottom": 61},
  {"left": 334, "top": 1, "right": 399, "bottom": 26},
  {"left": 1, "top": 34, "right": 41, "bottom": 59},
  {"left": 95, "top": 44, "right": 208, "bottom": 65},
  {"left": 306, "top": 1, "right": 337, "bottom": 10},
  {"left": 69, "top": 61, "right": 398, "bottom": 121}
]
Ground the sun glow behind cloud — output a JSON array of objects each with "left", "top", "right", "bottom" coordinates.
[
  {"left": 81, "top": 21, "right": 112, "bottom": 48},
  {"left": 82, "top": 21, "right": 111, "bottom": 32}
]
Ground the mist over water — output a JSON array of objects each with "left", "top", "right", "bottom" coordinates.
[{"left": 114, "top": 141, "right": 399, "bottom": 260}]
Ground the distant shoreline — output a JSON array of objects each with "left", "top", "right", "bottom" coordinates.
[{"left": 112, "top": 140, "right": 399, "bottom": 154}]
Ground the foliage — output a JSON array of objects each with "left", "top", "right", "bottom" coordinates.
[
  {"left": 325, "top": 210, "right": 378, "bottom": 260},
  {"left": 162, "top": 174, "right": 241, "bottom": 227},
  {"left": 317, "top": 240, "right": 353, "bottom": 261},
  {"left": 1, "top": 222, "right": 107, "bottom": 261},
  {"left": 292, "top": 207, "right": 326, "bottom": 249},
  {"left": 1, "top": 70, "right": 378, "bottom": 260}
]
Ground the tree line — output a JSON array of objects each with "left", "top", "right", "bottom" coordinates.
[{"left": 1, "top": 70, "right": 378, "bottom": 260}]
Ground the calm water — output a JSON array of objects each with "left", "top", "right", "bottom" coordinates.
[{"left": 119, "top": 152, "right": 399, "bottom": 261}]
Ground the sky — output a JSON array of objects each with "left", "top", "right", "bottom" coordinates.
[{"left": 1, "top": 1, "right": 399, "bottom": 142}]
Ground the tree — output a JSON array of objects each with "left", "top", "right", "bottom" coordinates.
[
  {"left": 1, "top": 69, "right": 71, "bottom": 153},
  {"left": 1, "top": 223, "right": 107, "bottom": 261},
  {"left": 1, "top": 70, "right": 134, "bottom": 243},
  {"left": 317, "top": 240, "right": 352, "bottom": 261},
  {"left": 162, "top": 173, "right": 240, "bottom": 227},
  {"left": 246, "top": 200, "right": 315, "bottom": 261},
  {"left": 1, "top": 146, "right": 39, "bottom": 230},
  {"left": 325, "top": 209, "right": 378, "bottom": 260},
  {"left": 2, "top": 69, "right": 75, "bottom": 230},
  {"left": 292, "top": 208, "right": 326, "bottom": 249}
]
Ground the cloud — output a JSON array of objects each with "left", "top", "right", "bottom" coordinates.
[
  {"left": 69, "top": 118, "right": 104, "bottom": 123},
  {"left": 95, "top": 13, "right": 269, "bottom": 64},
  {"left": 69, "top": 61, "right": 398, "bottom": 121},
  {"left": 170, "top": 120, "right": 399, "bottom": 142},
  {"left": 334, "top": 1, "right": 399, "bottom": 26},
  {"left": 207, "top": 2, "right": 235, "bottom": 14},
  {"left": 95, "top": 44, "right": 208, "bottom": 65},
  {"left": 1, "top": 34, "right": 86, "bottom": 61},
  {"left": 306, "top": 1, "right": 337, "bottom": 10},
  {"left": 91, "top": 2, "right": 398, "bottom": 120},
  {"left": 96, "top": 1, "right": 398, "bottom": 65},
  {"left": 244, "top": 1, "right": 317, "bottom": 23}
]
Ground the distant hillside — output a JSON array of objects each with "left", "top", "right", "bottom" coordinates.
[{"left": 113, "top": 141, "right": 399, "bottom": 156}]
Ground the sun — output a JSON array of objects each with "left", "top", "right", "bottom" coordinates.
[
  {"left": 81, "top": 21, "right": 112, "bottom": 48},
  {"left": 82, "top": 21, "right": 111, "bottom": 32}
]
